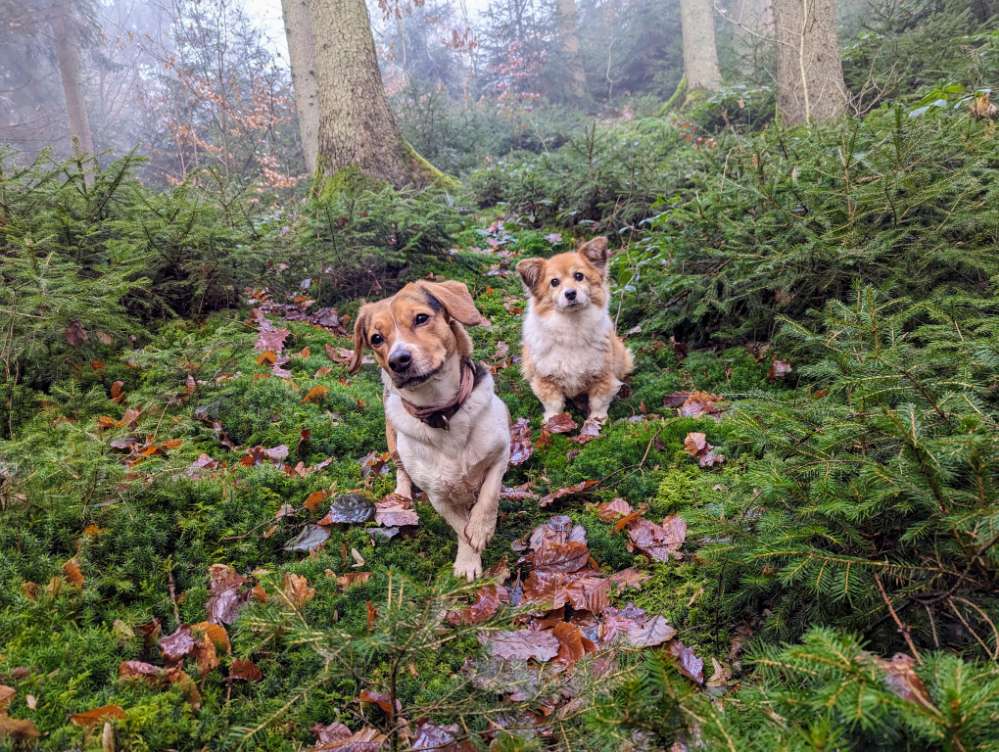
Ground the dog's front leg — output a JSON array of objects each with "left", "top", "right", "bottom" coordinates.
[
  {"left": 464, "top": 457, "right": 505, "bottom": 555},
  {"left": 529, "top": 375, "right": 566, "bottom": 421},
  {"left": 385, "top": 419, "right": 413, "bottom": 499},
  {"left": 586, "top": 373, "right": 623, "bottom": 423},
  {"left": 429, "top": 499, "right": 480, "bottom": 581}
]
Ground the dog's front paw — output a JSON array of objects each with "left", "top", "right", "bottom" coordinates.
[
  {"left": 464, "top": 511, "right": 496, "bottom": 554},
  {"left": 453, "top": 549, "right": 483, "bottom": 582}
]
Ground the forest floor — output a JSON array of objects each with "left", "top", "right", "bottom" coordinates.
[{"left": 0, "top": 213, "right": 789, "bottom": 750}]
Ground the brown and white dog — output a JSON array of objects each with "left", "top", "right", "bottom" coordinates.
[
  {"left": 349, "top": 280, "right": 511, "bottom": 581},
  {"left": 516, "top": 237, "right": 633, "bottom": 423}
]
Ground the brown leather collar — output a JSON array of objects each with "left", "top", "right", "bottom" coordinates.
[{"left": 399, "top": 359, "right": 485, "bottom": 430}]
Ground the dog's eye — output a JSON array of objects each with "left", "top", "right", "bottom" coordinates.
[
  {"left": 369, "top": 333, "right": 384, "bottom": 346},
  {"left": 413, "top": 313, "right": 430, "bottom": 326},
  {"left": 550, "top": 278, "right": 560, "bottom": 287},
  {"left": 573, "top": 272, "right": 585, "bottom": 282}
]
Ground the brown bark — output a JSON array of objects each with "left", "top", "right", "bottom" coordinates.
[
  {"left": 282, "top": 0, "right": 320, "bottom": 174},
  {"left": 773, "top": 0, "right": 848, "bottom": 124},
  {"left": 308, "top": 0, "right": 425, "bottom": 187},
  {"left": 555, "top": 0, "right": 587, "bottom": 100},
  {"left": 680, "top": 0, "right": 722, "bottom": 91},
  {"left": 50, "top": 0, "right": 94, "bottom": 179}
]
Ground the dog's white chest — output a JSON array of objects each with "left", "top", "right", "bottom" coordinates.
[
  {"left": 523, "top": 307, "right": 612, "bottom": 395},
  {"left": 387, "top": 389, "right": 510, "bottom": 509}
]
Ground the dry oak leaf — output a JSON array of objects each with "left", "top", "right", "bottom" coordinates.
[
  {"left": 69, "top": 704, "right": 126, "bottom": 727},
  {"left": 192, "top": 621, "right": 231, "bottom": 654},
  {"left": 483, "top": 629, "right": 560, "bottom": 662},
  {"left": 571, "top": 418, "right": 603, "bottom": 445},
  {"left": 283, "top": 572, "right": 316, "bottom": 608}
]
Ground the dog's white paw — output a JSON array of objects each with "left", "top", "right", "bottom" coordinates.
[
  {"left": 464, "top": 513, "right": 496, "bottom": 554},
  {"left": 453, "top": 550, "right": 483, "bottom": 582}
]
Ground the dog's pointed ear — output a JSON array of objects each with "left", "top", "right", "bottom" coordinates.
[
  {"left": 579, "top": 236, "right": 611, "bottom": 270},
  {"left": 516, "top": 257, "right": 545, "bottom": 291},
  {"left": 417, "top": 280, "right": 485, "bottom": 326},
  {"left": 349, "top": 304, "right": 371, "bottom": 373}
]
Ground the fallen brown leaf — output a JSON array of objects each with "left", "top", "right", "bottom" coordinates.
[{"left": 69, "top": 704, "right": 126, "bottom": 727}]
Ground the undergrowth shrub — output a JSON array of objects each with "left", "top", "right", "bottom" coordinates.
[
  {"left": 680, "top": 286, "right": 998, "bottom": 651},
  {"left": 271, "top": 169, "right": 467, "bottom": 303}
]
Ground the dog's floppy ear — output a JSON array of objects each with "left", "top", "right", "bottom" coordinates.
[
  {"left": 417, "top": 280, "right": 485, "bottom": 326},
  {"left": 348, "top": 304, "right": 372, "bottom": 373},
  {"left": 579, "top": 236, "right": 611, "bottom": 270},
  {"left": 516, "top": 258, "right": 546, "bottom": 291}
]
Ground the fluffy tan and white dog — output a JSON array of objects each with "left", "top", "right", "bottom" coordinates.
[
  {"left": 516, "top": 237, "right": 633, "bottom": 423},
  {"left": 349, "top": 280, "right": 510, "bottom": 581}
]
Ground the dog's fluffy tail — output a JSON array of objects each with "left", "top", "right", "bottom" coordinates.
[{"left": 613, "top": 337, "right": 635, "bottom": 380}]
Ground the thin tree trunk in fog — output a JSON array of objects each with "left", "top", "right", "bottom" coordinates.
[
  {"left": 281, "top": 0, "right": 320, "bottom": 173},
  {"left": 773, "top": 0, "right": 847, "bottom": 124},
  {"left": 680, "top": 0, "right": 722, "bottom": 91},
  {"left": 555, "top": 0, "right": 587, "bottom": 100},
  {"left": 51, "top": 0, "right": 94, "bottom": 183},
  {"left": 308, "top": 0, "right": 425, "bottom": 187}
]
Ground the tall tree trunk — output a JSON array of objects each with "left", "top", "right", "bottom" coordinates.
[
  {"left": 555, "top": 0, "right": 587, "bottom": 100},
  {"left": 680, "top": 0, "right": 722, "bottom": 91},
  {"left": 50, "top": 0, "right": 94, "bottom": 182},
  {"left": 772, "top": 0, "right": 847, "bottom": 124},
  {"left": 308, "top": 0, "right": 425, "bottom": 187},
  {"left": 281, "top": 0, "right": 320, "bottom": 174}
]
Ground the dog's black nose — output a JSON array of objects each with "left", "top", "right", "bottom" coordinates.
[
  {"left": 564, "top": 289, "right": 577, "bottom": 301},
  {"left": 389, "top": 349, "right": 412, "bottom": 373}
]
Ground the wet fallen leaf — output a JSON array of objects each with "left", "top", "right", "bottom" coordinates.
[
  {"left": 626, "top": 516, "right": 687, "bottom": 562},
  {"left": 600, "top": 604, "right": 676, "bottom": 647},
  {"left": 539, "top": 479, "right": 599, "bottom": 508},
  {"left": 446, "top": 584, "right": 509, "bottom": 626},
  {"left": 483, "top": 629, "right": 560, "bottom": 662},
  {"left": 160, "top": 625, "right": 196, "bottom": 663},
  {"left": 374, "top": 493, "right": 419, "bottom": 527},
  {"left": 572, "top": 418, "right": 603, "bottom": 445},
  {"left": 192, "top": 621, "right": 231, "bottom": 654},
  {"left": 358, "top": 689, "right": 396, "bottom": 716},
  {"left": 594, "top": 498, "right": 633, "bottom": 521},
  {"left": 543, "top": 412, "right": 578, "bottom": 434},
  {"left": 669, "top": 640, "right": 705, "bottom": 684},
  {"left": 607, "top": 568, "right": 651, "bottom": 592},
  {"left": 501, "top": 483, "right": 538, "bottom": 501},
  {"left": 206, "top": 564, "right": 247, "bottom": 624},
  {"left": 283, "top": 573, "right": 316, "bottom": 608},
  {"left": 119, "top": 660, "right": 164, "bottom": 682},
  {"left": 284, "top": 524, "right": 331, "bottom": 553},
  {"left": 312, "top": 723, "right": 386, "bottom": 751},
  {"left": 70, "top": 704, "right": 126, "bottom": 727},
  {"left": 318, "top": 493, "right": 376, "bottom": 525},
  {"left": 552, "top": 622, "right": 596, "bottom": 667},
  {"left": 412, "top": 721, "right": 474, "bottom": 752},
  {"left": 509, "top": 418, "right": 533, "bottom": 466}
]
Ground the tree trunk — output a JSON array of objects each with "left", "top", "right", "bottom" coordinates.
[
  {"left": 555, "top": 0, "right": 587, "bottom": 100},
  {"left": 308, "top": 0, "right": 425, "bottom": 187},
  {"left": 772, "top": 0, "right": 848, "bottom": 124},
  {"left": 282, "top": 0, "right": 320, "bottom": 174},
  {"left": 50, "top": 0, "right": 94, "bottom": 180},
  {"left": 680, "top": 0, "right": 722, "bottom": 91}
]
